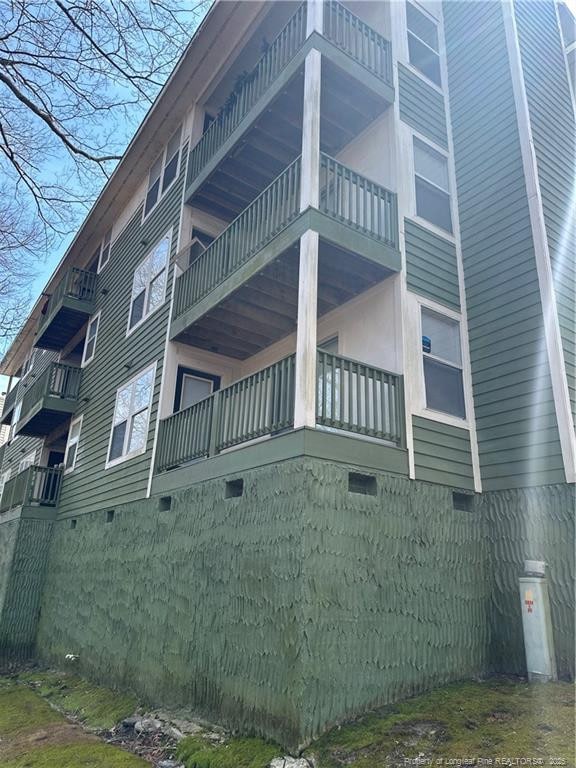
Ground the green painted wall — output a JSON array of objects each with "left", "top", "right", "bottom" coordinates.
[
  {"left": 36, "top": 458, "right": 490, "bottom": 748},
  {"left": 514, "top": 0, "right": 576, "bottom": 427},
  {"left": 57, "top": 148, "right": 187, "bottom": 516},
  {"left": 444, "top": 0, "right": 566, "bottom": 490},
  {"left": 405, "top": 219, "right": 460, "bottom": 310},
  {"left": 0, "top": 516, "right": 54, "bottom": 663},
  {"left": 412, "top": 416, "right": 474, "bottom": 490},
  {"left": 398, "top": 64, "right": 448, "bottom": 149},
  {"left": 480, "top": 482, "right": 575, "bottom": 680}
]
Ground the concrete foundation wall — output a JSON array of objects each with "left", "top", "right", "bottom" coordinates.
[{"left": 0, "top": 459, "right": 573, "bottom": 747}]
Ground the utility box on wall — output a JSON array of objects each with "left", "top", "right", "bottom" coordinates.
[{"left": 519, "top": 560, "right": 557, "bottom": 682}]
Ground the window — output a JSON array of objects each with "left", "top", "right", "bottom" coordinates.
[
  {"left": 421, "top": 307, "right": 465, "bottom": 419},
  {"left": 82, "top": 313, "right": 100, "bottom": 366},
  {"left": 97, "top": 229, "right": 112, "bottom": 272},
  {"left": 21, "top": 349, "right": 36, "bottom": 378},
  {"left": 174, "top": 366, "right": 220, "bottom": 413},
  {"left": 144, "top": 127, "right": 182, "bottom": 217},
  {"left": 107, "top": 365, "right": 155, "bottom": 466},
  {"left": 19, "top": 451, "right": 36, "bottom": 473},
  {"left": 414, "top": 138, "right": 452, "bottom": 233},
  {"left": 64, "top": 415, "right": 83, "bottom": 473},
  {"left": 0, "top": 471, "right": 10, "bottom": 502},
  {"left": 128, "top": 235, "right": 170, "bottom": 332},
  {"left": 187, "top": 229, "right": 214, "bottom": 270},
  {"left": 407, "top": 3, "right": 441, "bottom": 86},
  {"left": 10, "top": 400, "right": 22, "bottom": 440},
  {"left": 225, "top": 479, "right": 244, "bottom": 498},
  {"left": 348, "top": 472, "right": 377, "bottom": 496}
]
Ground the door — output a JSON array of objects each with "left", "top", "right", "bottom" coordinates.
[{"left": 174, "top": 366, "right": 221, "bottom": 412}]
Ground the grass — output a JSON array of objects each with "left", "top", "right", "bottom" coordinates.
[
  {"left": 0, "top": 672, "right": 573, "bottom": 768},
  {"left": 304, "top": 679, "right": 576, "bottom": 767},
  {"left": 17, "top": 669, "right": 138, "bottom": 730},
  {"left": 0, "top": 677, "right": 147, "bottom": 768}
]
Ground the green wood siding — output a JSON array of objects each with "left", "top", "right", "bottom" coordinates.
[
  {"left": 514, "top": 0, "right": 576, "bottom": 427},
  {"left": 398, "top": 63, "right": 448, "bottom": 148},
  {"left": 56, "top": 155, "right": 187, "bottom": 516},
  {"left": 412, "top": 415, "right": 474, "bottom": 489},
  {"left": 405, "top": 218, "right": 460, "bottom": 309},
  {"left": 444, "top": 0, "right": 565, "bottom": 490}
]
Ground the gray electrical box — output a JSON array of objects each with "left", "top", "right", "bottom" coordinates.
[{"left": 519, "top": 560, "right": 557, "bottom": 682}]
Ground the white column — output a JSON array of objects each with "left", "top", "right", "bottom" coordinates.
[
  {"left": 294, "top": 44, "right": 322, "bottom": 429},
  {"left": 294, "top": 230, "right": 319, "bottom": 429},
  {"left": 299, "top": 49, "right": 321, "bottom": 211},
  {"left": 306, "top": 0, "right": 324, "bottom": 37}
]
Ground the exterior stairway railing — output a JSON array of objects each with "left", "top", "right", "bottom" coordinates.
[
  {"left": 155, "top": 355, "right": 296, "bottom": 472},
  {"left": 0, "top": 466, "right": 62, "bottom": 514},
  {"left": 316, "top": 350, "right": 404, "bottom": 445}
]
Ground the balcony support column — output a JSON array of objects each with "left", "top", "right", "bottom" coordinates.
[
  {"left": 306, "top": 0, "right": 324, "bottom": 36},
  {"left": 294, "top": 230, "right": 319, "bottom": 429},
  {"left": 299, "top": 48, "right": 321, "bottom": 211}
]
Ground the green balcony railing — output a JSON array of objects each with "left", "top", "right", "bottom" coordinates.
[
  {"left": 0, "top": 466, "right": 62, "bottom": 514},
  {"left": 155, "top": 355, "right": 295, "bottom": 473},
  {"left": 323, "top": 0, "right": 392, "bottom": 82},
  {"left": 174, "top": 158, "right": 301, "bottom": 320},
  {"left": 320, "top": 153, "right": 398, "bottom": 248},
  {"left": 187, "top": 0, "right": 393, "bottom": 187},
  {"left": 316, "top": 350, "right": 403, "bottom": 445},
  {"left": 18, "top": 362, "right": 81, "bottom": 429},
  {"left": 188, "top": 2, "right": 307, "bottom": 184},
  {"left": 38, "top": 267, "right": 97, "bottom": 327},
  {"left": 1, "top": 384, "right": 19, "bottom": 423}
]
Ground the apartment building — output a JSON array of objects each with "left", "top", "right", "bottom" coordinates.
[{"left": 0, "top": 0, "right": 573, "bottom": 748}]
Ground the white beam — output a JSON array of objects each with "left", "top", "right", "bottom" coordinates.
[
  {"left": 300, "top": 49, "right": 321, "bottom": 211},
  {"left": 294, "top": 230, "right": 319, "bottom": 429},
  {"left": 306, "top": 0, "right": 324, "bottom": 37}
]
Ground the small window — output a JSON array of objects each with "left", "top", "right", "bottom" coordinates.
[
  {"left": 128, "top": 236, "right": 170, "bottom": 332},
  {"left": 64, "top": 415, "right": 83, "bottom": 473},
  {"left": 19, "top": 451, "right": 36, "bottom": 473},
  {"left": 453, "top": 492, "right": 472, "bottom": 512},
  {"left": 70, "top": 519, "right": 77, "bottom": 529},
  {"left": 144, "top": 127, "right": 182, "bottom": 217},
  {"left": 10, "top": 400, "right": 22, "bottom": 439},
  {"left": 106, "top": 509, "right": 115, "bottom": 523},
  {"left": 107, "top": 365, "right": 155, "bottom": 466},
  {"left": 97, "top": 229, "right": 113, "bottom": 272},
  {"left": 187, "top": 228, "right": 214, "bottom": 269},
  {"left": 318, "top": 336, "right": 339, "bottom": 355},
  {"left": 21, "top": 349, "right": 36, "bottom": 379},
  {"left": 414, "top": 138, "right": 452, "bottom": 233},
  {"left": 0, "top": 471, "right": 9, "bottom": 502},
  {"left": 407, "top": 3, "right": 441, "bottom": 86},
  {"left": 421, "top": 307, "right": 465, "bottom": 419},
  {"left": 348, "top": 472, "right": 377, "bottom": 495},
  {"left": 82, "top": 313, "right": 100, "bottom": 366},
  {"left": 159, "top": 496, "right": 172, "bottom": 511},
  {"left": 225, "top": 478, "right": 244, "bottom": 498}
]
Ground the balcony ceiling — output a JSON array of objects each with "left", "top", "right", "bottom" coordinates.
[
  {"left": 174, "top": 237, "right": 394, "bottom": 359},
  {"left": 189, "top": 58, "right": 389, "bottom": 220}
]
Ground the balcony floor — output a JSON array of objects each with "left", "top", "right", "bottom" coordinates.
[
  {"left": 188, "top": 44, "right": 393, "bottom": 219},
  {"left": 174, "top": 226, "right": 397, "bottom": 359}
]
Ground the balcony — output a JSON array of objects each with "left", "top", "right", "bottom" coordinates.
[
  {"left": 35, "top": 267, "right": 97, "bottom": 351},
  {"left": 154, "top": 351, "right": 403, "bottom": 475},
  {"left": 15, "top": 363, "right": 81, "bottom": 438},
  {"left": 171, "top": 155, "right": 400, "bottom": 358},
  {"left": 0, "top": 466, "right": 62, "bottom": 515},
  {"left": 0, "top": 384, "right": 19, "bottom": 425},
  {"left": 186, "top": 0, "right": 394, "bottom": 217}
]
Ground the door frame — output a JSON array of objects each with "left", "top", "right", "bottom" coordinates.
[{"left": 173, "top": 366, "right": 221, "bottom": 413}]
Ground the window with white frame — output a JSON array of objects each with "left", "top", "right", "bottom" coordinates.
[
  {"left": 64, "top": 415, "right": 83, "bottom": 472},
  {"left": 21, "top": 349, "right": 36, "bottom": 378},
  {"left": 10, "top": 400, "right": 22, "bottom": 440},
  {"left": 421, "top": 307, "right": 465, "bottom": 419},
  {"left": 97, "top": 229, "right": 112, "bottom": 272},
  {"left": 107, "top": 365, "right": 155, "bottom": 465},
  {"left": 406, "top": 2, "right": 441, "bottom": 86},
  {"left": 82, "top": 312, "right": 101, "bottom": 366},
  {"left": 144, "top": 127, "right": 182, "bottom": 217},
  {"left": 0, "top": 470, "right": 9, "bottom": 501},
  {"left": 128, "top": 235, "right": 170, "bottom": 331},
  {"left": 414, "top": 137, "right": 452, "bottom": 233},
  {"left": 19, "top": 450, "right": 36, "bottom": 473}
]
